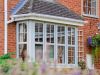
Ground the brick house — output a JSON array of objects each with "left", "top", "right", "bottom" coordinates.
[{"left": 0, "top": 0, "right": 100, "bottom": 69}]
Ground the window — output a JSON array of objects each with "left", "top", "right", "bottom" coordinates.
[
  {"left": 57, "top": 26, "right": 65, "bottom": 64},
  {"left": 35, "top": 23, "right": 43, "bottom": 42},
  {"left": 35, "top": 23, "right": 43, "bottom": 62},
  {"left": 68, "top": 47, "right": 75, "bottom": 64},
  {"left": 58, "top": 46, "right": 65, "bottom": 64},
  {"left": 83, "top": 0, "right": 97, "bottom": 16},
  {"left": 46, "top": 24, "right": 54, "bottom": 43},
  {"left": 17, "top": 21, "right": 78, "bottom": 67},
  {"left": 18, "top": 23, "right": 27, "bottom": 57},
  {"left": 68, "top": 27, "right": 75, "bottom": 64},
  {"left": 46, "top": 24, "right": 54, "bottom": 63}
]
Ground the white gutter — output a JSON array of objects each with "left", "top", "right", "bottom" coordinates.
[
  {"left": 4, "top": 0, "right": 8, "bottom": 54},
  {"left": 12, "top": 13, "right": 85, "bottom": 26},
  {"left": 9, "top": 13, "right": 85, "bottom": 26}
]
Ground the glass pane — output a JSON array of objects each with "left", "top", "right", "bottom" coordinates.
[
  {"left": 46, "top": 24, "right": 54, "bottom": 43},
  {"left": 19, "top": 44, "right": 27, "bottom": 57},
  {"left": 72, "top": 37, "right": 75, "bottom": 45},
  {"left": 35, "top": 23, "right": 43, "bottom": 42},
  {"left": 91, "top": 8, "right": 96, "bottom": 15},
  {"left": 57, "top": 26, "right": 65, "bottom": 44},
  {"left": 19, "top": 33, "right": 27, "bottom": 42},
  {"left": 58, "top": 46, "right": 65, "bottom": 64},
  {"left": 35, "top": 44, "right": 43, "bottom": 62},
  {"left": 68, "top": 47, "right": 75, "bottom": 64},
  {"left": 46, "top": 45, "right": 54, "bottom": 63},
  {"left": 23, "top": 23, "right": 27, "bottom": 32},
  {"left": 68, "top": 36, "right": 71, "bottom": 44},
  {"left": 83, "top": 0, "right": 96, "bottom": 15},
  {"left": 72, "top": 28, "right": 75, "bottom": 36},
  {"left": 47, "top": 25, "right": 50, "bottom": 33},
  {"left": 19, "top": 23, "right": 23, "bottom": 33},
  {"left": 19, "top": 23, "right": 27, "bottom": 42}
]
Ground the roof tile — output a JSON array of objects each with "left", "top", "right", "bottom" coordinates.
[{"left": 15, "top": 0, "right": 83, "bottom": 20}]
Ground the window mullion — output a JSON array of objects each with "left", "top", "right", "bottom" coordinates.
[
  {"left": 75, "top": 28, "right": 78, "bottom": 66},
  {"left": 54, "top": 25, "right": 57, "bottom": 63},
  {"left": 43, "top": 23, "right": 46, "bottom": 62},
  {"left": 65, "top": 26, "right": 68, "bottom": 65}
]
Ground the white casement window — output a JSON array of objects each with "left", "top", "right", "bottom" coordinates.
[
  {"left": 46, "top": 24, "right": 54, "bottom": 63},
  {"left": 35, "top": 23, "right": 43, "bottom": 62},
  {"left": 83, "top": 0, "right": 98, "bottom": 17},
  {"left": 17, "top": 21, "right": 78, "bottom": 67},
  {"left": 57, "top": 26, "right": 65, "bottom": 64},
  {"left": 17, "top": 22, "right": 27, "bottom": 58},
  {"left": 68, "top": 27, "right": 75, "bottom": 64}
]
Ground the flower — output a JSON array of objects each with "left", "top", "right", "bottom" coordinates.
[
  {"left": 40, "top": 62, "right": 47, "bottom": 73},
  {"left": 87, "top": 36, "right": 92, "bottom": 46},
  {"left": 87, "top": 34, "right": 100, "bottom": 48}
]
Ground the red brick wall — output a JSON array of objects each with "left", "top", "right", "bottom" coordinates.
[
  {"left": 0, "top": 0, "right": 4, "bottom": 55},
  {"left": 58, "top": 0, "right": 82, "bottom": 15},
  {"left": 7, "top": 0, "right": 20, "bottom": 57},
  {"left": 0, "top": 0, "right": 19, "bottom": 56},
  {"left": 8, "top": 23, "right": 16, "bottom": 57}
]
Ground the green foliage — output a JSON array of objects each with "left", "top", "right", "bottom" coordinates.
[
  {"left": 32, "top": 62, "right": 39, "bottom": 75},
  {"left": 1, "top": 62, "right": 11, "bottom": 73},
  {"left": 91, "top": 34, "right": 100, "bottom": 61},
  {"left": 0, "top": 53, "right": 11, "bottom": 59},
  {"left": 92, "top": 34, "right": 100, "bottom": 47},
  {"left": 20, "top": 62, "right": 27, "bottom": 71},
  {"left": 78, "top": 60, "right": 86, "bottom": 70}
]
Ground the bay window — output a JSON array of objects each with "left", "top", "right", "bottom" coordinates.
[{"left": 17, "top": 21, "right": 78, "bottom": 67}]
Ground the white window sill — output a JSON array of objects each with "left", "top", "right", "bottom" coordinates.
[
  {"left": 48, "top": 64, "right": 78, "bottom": 68},
  {"left": 82, "top": 14, "right": 99, "bottom": 19}
]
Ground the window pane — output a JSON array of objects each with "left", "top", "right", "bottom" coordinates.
[
  {"left": 57, "top": 26, "right": 65, "bottom": 44},
  {"left": 83, "top": 0, "right": 96, "bottom": 15},
  {"left": 35, "top": 23, "right": 43, "bottom": 42},
  {"left": 68, "top": 27, "right": 75, "bottom": 45},
  {"left": 23, "top": 23, "right": 27, "bottom": 32},
  {"left": 19, "top": 23, "right": 23, "bottom": 33},
  {"left": 46, "top": 24, "right": 54, "bottom": 43},
  {"left": 58, "top": 46, "right": 65, "bottom": 64},
  {"left": 46, "top": 45, "right": 54, "bottom": 63},
  {"left": 68, "top": 36, "right": 71, "bottom": 44},
  {"left": 68, "top": 47, "right": 75, "bottom": 64},
  {"left": 35, "top": 44, "right": 43, "bottom": 62},
  {"left": 19, "top": 44, "right": 27, "bottom": 57},
  {"left": 19, "top": 23, "right": 27, "bottom": 42}
]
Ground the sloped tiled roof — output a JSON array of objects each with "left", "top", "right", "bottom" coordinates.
[{"left": 14, "top": 0, "right": 83, "bottom": 20}]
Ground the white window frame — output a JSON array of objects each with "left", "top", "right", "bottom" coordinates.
[
  {"left": 16, "top": 21, "right": 78, "bottom": 67},
  {"left": 82, "top": 0, "right": 99, "bottom": 18},
  {"left": 16, "top": 21, "right": 28, "bottom": 58}
]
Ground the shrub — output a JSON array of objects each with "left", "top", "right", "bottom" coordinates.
[
  {"left": 32, "top": 62, "right": 39, "bottom": 75},
  {"left": 1, "top": 62, "right": 11, "bottom": 73},
  {"left": 78, "top": 60, "right": 86, "bottom": 70},
  {"left": 20, "top": 62, "right": 27, "bottom": 71},
  {"left": 0, "top": 53, "right": 11, "bottom": 59}
]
